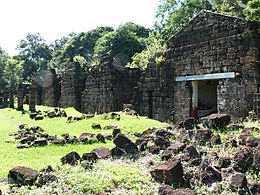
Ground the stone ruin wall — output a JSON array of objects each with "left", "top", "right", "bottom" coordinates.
[
  {"left": 42, "top": 69, "right": 61, "bottom": 107},
  {"left": 81, "top": 61, "right": 141, "bottom": 114},
  {"left": 59, "top": 63, "right": 86, "bottom": 110},
  {"left": 166, "top": 11, "right": 260, "bottom": 122},
  {"left": 133, "top": 57, "right": 174, "bottom": 122}
]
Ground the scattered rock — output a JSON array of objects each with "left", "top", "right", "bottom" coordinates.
[
  {"left": 248, "top": 182, "right": 260, "bottom": 195},
  {"left": 8, "top": 166, "right": 39, "bottom": 186},
  {"left": 199, "top": 158, "right": 222, "bottom": 184},
  {"left": 91, "top": 148, "right": 110, "bottom": 159},
  {"left": 178, "top": 117, "right": 197, "bottom": 130},
  {"left": 200, "top": 114, "right": 230, "bottom": 129},
  {"left": 113, "top": 134, "right": 138, "bottom": 154},
  {"left": 34, "top": 115, "right": 44, "bottom": 120},
  {"left": 78, "top": 133, "right": 90, "bottom": 143},
  {"left": 194, "top": 129, "right": 212, "bottom": 144},
  {"left": 47, "top": 111, "right": 57, "bottom": 118},
  {"left": 253, "top": 145, "right": 260, "bottom": 171},
  {"left": 246, "top": 136, "right": 259, "bottom": 147},
  {"left": 184, "top": 146, "right": 199, "bottom": 160},
  {"left": 229, "top": 172, "right": 247, "bottom": 190},
  {"left": 211, "top": 134, "right": 221, "bottom": 145},
  {"left": 150, "top": 160, "right": 183, "bottom": 184},
  {"left": 40, "top": 165, "right": 54, "bottom": 173},
  {"left": 104, "top": 124, "right": 118, "bottom": 129},
  {"left": 233, "top": 147, "right": 253, "bottom": 173},
  {"left": 32, "top": 138, "right": 48, "bottom": 146},
  {"left": 155, "top": 129, "right": 173, "bottom": 138},
  {"left": 96, "top": 133, "right": 106, "bottom": 143},
  {"left": 37, "top": 174, "right": 57, "bottom": 187},
  {"left": 148, "top": 146, "right": 160, "bottom": 154},
  {"left": 60, "top": 151, "right": 81, "bottom": 166},
  {"left": 111, "top": 147, "right": 125, "bottom": 158},
  {"left": 112, "top": 128, "right": 121, "bottom": 138},
  {"left": 154, "top": 137, "right": 171, "bottom": 150},
  {"left": 91, "top": 123, "right": 102, "bottom": 129},
  {"left": 82, "top": 152, "right": 99, "bottom": 163},
  {"left": 218, "top": 156, "right": 231, "bottom": 168}
]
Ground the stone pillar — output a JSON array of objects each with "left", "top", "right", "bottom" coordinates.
[
  {"left": 29, "top": 86, "right": 37, "bottom": 112},
  {"left": 9, "top": 90, "right": 14, "bottom": 109},
  {"left": 17, "top": 88, "right": 24, "bottom": 110},
  {"left": 191, "top": 80, "right": 198, "bottom": 118}
]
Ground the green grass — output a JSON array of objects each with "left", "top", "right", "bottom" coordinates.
[{"left": 0, "top": 105, "right": 167, "bottom": 179}]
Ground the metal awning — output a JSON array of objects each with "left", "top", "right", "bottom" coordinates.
[{"left": 175, "top": 72, "right": 236, "bottom": 81}]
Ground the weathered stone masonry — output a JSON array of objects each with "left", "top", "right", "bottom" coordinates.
[
  {"left": 134, "top": 11, "right": 260, "bottom": 123},
  {"left": 81, "top": 59, "right": 140, "bottom": 114},
  {"left": 39, "top": 11, "right": 260, "bottom": 123}
]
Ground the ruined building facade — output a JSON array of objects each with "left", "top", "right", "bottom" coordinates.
[
  {"left": 134, "top": 11, "right": 260, "bottom": 122},
  {"left": 40, "top": 11, "right": 260, "bottom": 123}
]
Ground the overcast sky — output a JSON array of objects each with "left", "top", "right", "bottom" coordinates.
[{"left": 0, "top": 0, "right": 160, "bottom": 55}]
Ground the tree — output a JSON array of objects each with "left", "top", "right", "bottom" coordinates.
[
  {"left": 3, "top": 56, "right": 23, "bottom": 91},
  {"left": 16, "top": 33, "right": 51, "bottom": 81},
  {"left": 243, "top": 0, "right": 260, "bottom": 20},
  {"left": 59, "top": 27, "right": 114, "bottom": 68},
  {"left": 93, "top": 22, "right": 150, "bottom": 68},
  {"left": 155, "top": 0, "right": 212, "bottom": 40},
  {"left": 127, "top": 33, "right": 166, "bottom": 70},
  {"left": 0, "top": 47, "right": 8, "bottom": 94}
]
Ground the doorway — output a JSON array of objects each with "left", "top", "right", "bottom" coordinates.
[{"left": 197, "top": 80, "right": 218, "bottom": 117}]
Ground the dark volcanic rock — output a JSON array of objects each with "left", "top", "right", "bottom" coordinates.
[
  {"left": 111, "top": 147, "right": 125, "bottom": 158},
  {"left": 113, "top": 134, "right": 138, "bottom": 154},
  {"left": 150, "top": 160, "right": 183, "bottom": 184},
  {"left": 82, "top": 152, "right": 99, "bottom": 163},
  {"left": 233, "top": 147, "right": 253, "bottom": 173},
  {"left": 148, "top": 146, "right": 160, "bottom": 154},
  {"left": 200, "top": 113, "right": 230, "bottom": 129},
  {"left": 194, "top": 129, "right": 212, "bottom": 144},
  {"left": 184, "top": 146, "right": 199, "bottom": 160},
  {"left": 229, "top": 172, "right": 247, "bottom": 190},
  {"left": 154, "top": 137, "right": 171, "bottom": 150},
  {"left": 60, "top": 151, "right": 81, "bottom": 166},
  {"left": 218, "top": 156, "right": 231, "bottom": 168},
  {"left": 91, "top": 148, "right": 110, "bottom": 159},
  {"left": 37, "top": 174, "right": 57, "bottom": 187},
  {"left": 96, "top": 133, "right": 106, "bottom": 143},
  {"left": 8, "top": 166, "right": 39, "bottom": 186},
  {"left": 253, "top": 145, "right": 260, "bottom": 171},
  {"left": 248, "top": 182, "right": 260, "bottom": 195},
  {"left": 159, "top": 186, "right": 195, "bottom": 195},
  {"left": 211, "top": 134, "right": 221, "bottom": 145},
  {"left": 112, "top": 128, "right": 121, "bottom": 138},
  {"left": 91, "top": 123, "right": 102, "bottom": 129},
  {"left": 178, "top": 117, "right": 197, "bottom": 130}
]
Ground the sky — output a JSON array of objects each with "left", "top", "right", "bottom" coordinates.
[{"left": 0, "top": 0, "right": 160, "bottom": 55}]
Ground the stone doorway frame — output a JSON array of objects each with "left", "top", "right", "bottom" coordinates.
[{"left": 176, "top": 72, "right": 236, "bottom": 118}]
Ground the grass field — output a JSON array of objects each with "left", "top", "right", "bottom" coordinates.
[{"left": 0, "top": 105, "right": 167, "bottom": 179}]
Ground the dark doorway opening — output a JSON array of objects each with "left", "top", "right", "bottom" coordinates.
[{"left": 198, "top": 80, "right": 218, "bottom": 117}]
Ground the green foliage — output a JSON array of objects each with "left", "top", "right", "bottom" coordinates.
[
  {"left": 3, "top": 56, "right": 23, "bottom": 90},
  {"left": 94, "top": 22, "right": 150, "bottom": 68},
  {"left": 243, "top": 0, "right": 260, "bottom": 20},
  {"left": 155, "top": 0, "right": 211, "bottom": 40},
  {"left": 59, "top": 27, "right": 114, "bottom": 70},
  {"left": 155, "top": 0, "right": 260, "bottom": 41},
  {"left": 0, "top": 47, "right": 8, "bottom": 93},
  {"left": 127, "top": 33, "right": 167, "bottom": 70},
  {"left": 16, "top": 33, "right": 52, "bottom": 81}
]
